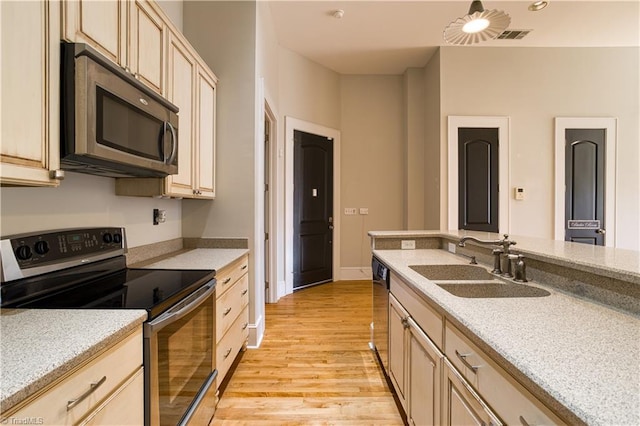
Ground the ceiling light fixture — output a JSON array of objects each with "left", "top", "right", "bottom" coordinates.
[
  {"left": 528, "top": 1, "right": 549, "bottom": 12},
  {"left": 444, "top": 1, "right": 511, "bottom": 45}
]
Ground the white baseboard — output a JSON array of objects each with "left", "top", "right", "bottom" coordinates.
[
  {"left": 247, "top": 314, "right": 264, "bottom": 349},
  {"left": 340, "top": 267, "right": 371, "bottom": 281}
]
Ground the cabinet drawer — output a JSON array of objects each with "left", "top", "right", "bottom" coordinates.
[
  {"left": 216, "top": 273, "right": 249, "bottom": 342},
  {"left": 445, "top": 322, "right": 564, "bottom": 425},
  {"left": 390, "top": 272, "right": 443, "bottom": 349},
  {"left": 216, "top": 306, "right": 249, "bottom": 383},
  {"left": 216, "top": 255, "right": 249, "bottom": 298},
  {"left": 7, "top": 328, "right": 142, "bottom": 425},
  {"left": 81, "top": 367, "right": 144, "bottom": 425}
]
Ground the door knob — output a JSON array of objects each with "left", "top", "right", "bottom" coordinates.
[{"left": 596, "top": 229, "right": 606, "bottom": 234}]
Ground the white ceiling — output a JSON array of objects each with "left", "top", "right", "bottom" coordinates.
[{"left": 268, "top": 1, "right": 640, "bottom": 74}]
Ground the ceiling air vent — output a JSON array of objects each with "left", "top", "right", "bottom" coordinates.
[{"left": 497, "top": 29, "right": 532, "bottom": 40}]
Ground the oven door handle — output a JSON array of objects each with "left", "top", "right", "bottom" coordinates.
[{"left": 145, "top": 280, "right": 215, "bottom": 335}]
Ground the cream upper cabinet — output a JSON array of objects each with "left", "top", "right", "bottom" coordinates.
[
  {"left": 195, "top": 65, "right": 217, "bottom": 198},
  {"left": 129, "top": 0, "right": 166, "bottom": 95},
  {"left": 115, "top": 28, "right": 218, "bottom": 200},
  {"left": 62, "top": 0, "right": 127, "bottom": 66},
  {"left": 164, "top": 31, "right": 196, "bottom": 197},
  {"left": 0, "top": 0, "right": 63, "bottom": 187}
]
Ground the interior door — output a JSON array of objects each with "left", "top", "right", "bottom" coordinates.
[
  {"left": 293, "top": 130, "right": 333, "bottom": 289},
  {"left": 458, "top": 128, "right": 499, "bottom": 232},
  {"left": 565, "top": 128, "right": 606, "bottom": 245}
]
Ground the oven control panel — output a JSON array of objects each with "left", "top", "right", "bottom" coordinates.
[{"left": 0, "top": 227, "right": 126, "bottom": 282}]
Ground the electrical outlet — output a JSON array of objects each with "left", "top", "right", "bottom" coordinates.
[
  {"left": 401, "top": 240, "right": 416, "bottom": 250},
  {"left": 359, "top": 208, "right": 369, "bottom": 215},
  {"left": 448, "top": 243, "right": 456, "bottom": 253},
  {"left": 153, "top": 209, "right": 166, "bottom": 225},
  {"left": 344, "top": 208, "right": 357, "bottom": 215}
]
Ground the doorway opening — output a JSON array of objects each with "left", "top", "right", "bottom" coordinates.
[
  {"left": 448, "top": 116, "right": 510, "bottom": 233},
  {"left": 554, "top": 117, "right": 617, "bottom": 247},
  {"left": 285, "top": 117, "right": 341, "bottom": 296}
]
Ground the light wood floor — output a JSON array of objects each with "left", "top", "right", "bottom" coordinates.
[{"left": 212, "top": 280, "right": 404, "bottom": 425}]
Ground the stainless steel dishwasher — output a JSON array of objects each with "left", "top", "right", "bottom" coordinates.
[{"left": 370, "top": 256, "right": 391, "bottom": 374}]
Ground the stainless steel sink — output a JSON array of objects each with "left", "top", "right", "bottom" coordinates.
[
  {"left": 435, "top": 282, "right": 551, "bottom": 298},
  {"left": 409, "top": 264, "right": 494, "bottom": 281}
]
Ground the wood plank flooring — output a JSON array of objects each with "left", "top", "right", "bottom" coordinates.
[{"left": 212, "top": 280, "right": 403, "bottom": 424}]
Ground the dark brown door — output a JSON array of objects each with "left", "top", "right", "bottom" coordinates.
[
  {"left": 565, "top": 129, "right": 605, "bottom": 245},
  {"left": 458, "top": 128, "right": 499, "bottom": 232},
  {"left": 293, "top": 130, "right": 333, "bottom": 289}
]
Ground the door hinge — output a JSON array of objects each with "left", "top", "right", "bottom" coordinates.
[
  {"left": 265, "top": 232, "right": 269, "bottom": 240},
  {"left": 265, "top": 183, "right": 269, "bottom": 192}
]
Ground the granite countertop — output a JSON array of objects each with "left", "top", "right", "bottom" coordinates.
[
  {"left": 369, "top": 230, "right": 640, "bottom": 284},
  {"left": 139, "top": 248, "right": 249, "bottom": 270},
  {"left": 0, "top": 309, "right": 147, "bottom": 413},
  {"left": 372, "top": 248, "right": 640, "bottom": 425}
]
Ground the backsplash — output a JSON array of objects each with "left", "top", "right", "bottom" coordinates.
[{"left": 0, "top": 173, "right": 181, "bottom": 248}]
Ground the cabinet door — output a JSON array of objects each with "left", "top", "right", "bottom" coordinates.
[
  {"left": 195, "top": 65, "right": 217, "bottom": 198},
  {"left": 407, "top": 317, "right": 443, "bottom": 426},
  {"left": 62, "top": 0, "right": 126, "bottom": 66},
  {"left": 388, "top": 294, "right": 408, "bottom": 410},
  {"left": 129, "top": 0, "right": 165, "bottom": 94},
  {"left": 165, "top": 31, "right": 196, "bottom": 197},
  {"left": 81, "top": 368, "right": 144, "bottom": 426},
  {"left": 443, "top": 360, "right": 503, "bottom": 426},
  {"left": 0, "top": 0, "right": 61, "bottom": 187}
]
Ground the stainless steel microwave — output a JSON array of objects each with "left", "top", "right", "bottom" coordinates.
[{"left": 60, "top": 42, "right": 178, "bottom": 178}]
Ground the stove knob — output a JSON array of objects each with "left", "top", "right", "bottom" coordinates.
[
  {"left": 15, "top": 245, "right": 33, "bottom": 261},
  {"left": 34, "top": 240, "right": 50, "bottom": 255},
  {"left": 113, "top": 233, "right": 122, "bottom": 244},
  {"left": 103, "top": 233, "right": 113, "bottom": 244}
]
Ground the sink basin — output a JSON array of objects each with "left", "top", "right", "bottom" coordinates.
[
  {"left": 436, "top": 282, "right": 551, "bottom": 298},
  {"left": 409, "top": 264, "right": 494, "bottom": 281}
]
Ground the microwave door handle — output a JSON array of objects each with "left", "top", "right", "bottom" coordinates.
[{"left": 165, "top": 122, "right": 178, "bottom": 165}]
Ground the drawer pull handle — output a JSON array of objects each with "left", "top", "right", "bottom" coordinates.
[
  {"left": 223, "top": 278, "right": 231, "bottom": 285},
  {"left": 519, "top": 416, "right": 531, "bottom": 426},
  {"left": 67, "top": 376, "right": 107, "bottom": 410},
  {"left": 224, "top": 348, "right": 233, "bottom": 359},
  {"left": 241, "top": 289, "right": 248, "bottom": 296},
  {"left": 242, "top": 322, "right": 248, "bottom": 330},
  {"left": 223, "top": 307, "right": 232, "bottom": 316},
  {"left": 241, "top": 265, "right": 248, "bottom": 270},
  {"left": 401, "top": 317, "right": 410, "bottom": 329},
  {"left": 455, "top": 349, "right": 479, "bottom": 373}
]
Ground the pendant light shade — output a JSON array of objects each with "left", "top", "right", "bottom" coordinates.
[{"left": 444, "top": 1, "right": 511, "bottom": 45}]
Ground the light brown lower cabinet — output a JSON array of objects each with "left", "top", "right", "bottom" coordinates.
[
  {"left": 443, "top": 358, "right": 502, "bottom": 426},
  {"left": 389, "top": 293, "right": 443, "bottom": 426},
  {"left": 2, "top": 328, "right": 143, "bottom": 425}
]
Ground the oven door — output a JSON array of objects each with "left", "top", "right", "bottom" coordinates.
[{"left": 144, "top": 280, "right": 216, "bottom": 426}]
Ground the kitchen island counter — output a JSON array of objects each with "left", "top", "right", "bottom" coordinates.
[
  {"left": 372, "top": 247, "right": 640, "bottom": 425},
  {"left": 0, "top": 309, "right": 146, "bottom": 413}
]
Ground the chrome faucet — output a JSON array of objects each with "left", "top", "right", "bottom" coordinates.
[{"left": 458, "top": 234, "right": 517, "bottom": 275}]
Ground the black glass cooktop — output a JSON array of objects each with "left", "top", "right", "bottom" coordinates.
[{"left": 0, "top": 256, "right": 215, "bottom": 320}]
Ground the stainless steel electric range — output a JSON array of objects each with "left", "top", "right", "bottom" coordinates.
[{"left": 0, "top": 227, "right": 217, "bottom": 426}]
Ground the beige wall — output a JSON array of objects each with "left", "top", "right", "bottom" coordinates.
[
  {"left": 423, "top": 50, "right": 441, "bottom": 229},
  {"left": 155, "top": 0, "right": 183, "bottom": 32},
  {"left": 403, "top": 68, "right": 425, "bottom": 230},
  {"left": 0, "top": 173, "right": 182, "bottom": 247},
  {"left": 182, "top": 1, "right": 257, "bottom": 240},
  {"left": 278, "top": 48, "right": 341, "bottom": 131},
  {"left": 340, "top": 75, "right": 404, "bottom": 267},
  {"left": 437, "top": 47, "right": 640, "bottom": 250}
]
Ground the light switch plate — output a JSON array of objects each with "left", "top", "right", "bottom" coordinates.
[
  {"left": 344, "top": 208, "right": 357, "bottom": 215},
  {"left": 359, "top": 208, "right": 369, "bottom": 215}
]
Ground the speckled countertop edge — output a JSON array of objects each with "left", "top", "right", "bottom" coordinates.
[
  {"left": 373, "top": 249, "right": 640, "bottom": 425},
  {"left": 139, "top": 248, "right": 249, "bottom": 271},
  {"left": 369, "top": 230, "right": 640, "bottom": 284},
  {"left": 0, "top": 309, "right": 147, "bottom": 413}
]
